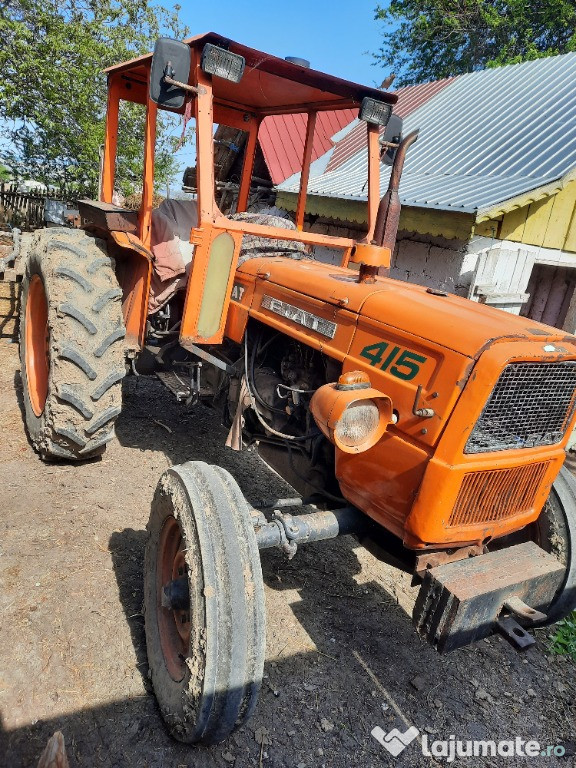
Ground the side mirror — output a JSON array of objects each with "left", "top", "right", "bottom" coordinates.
[
  {"left": 380, "top": 114, "right": 403, "bottom": 166},
  {"left": 150, "top": 38, "right": 191, "bottom": 110}
]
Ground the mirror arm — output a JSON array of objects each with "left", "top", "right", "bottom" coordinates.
[{"left": 163, "top": 74, "right": 200, "bottom": 96}]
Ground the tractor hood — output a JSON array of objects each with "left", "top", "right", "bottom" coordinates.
[{"left": 239, "top": 257, "right": 576, "bottom": 359}]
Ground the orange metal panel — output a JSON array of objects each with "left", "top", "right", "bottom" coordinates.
[
  {"left": 404, "top": 447, "right": 565, "bottom": 549},
  {"left": 295, "top": 112, "right": 317, "bottom": 230},
  {"left": 194, "top": 60, "right": 217, "bottom": 223},
  {"left": 224, "top": 274, "right": 256, "bottom": 343},
  {"left": 216, "top": 217, "right": 354, "bottom": 261},
  {"left": 180, "top": 224, "right": 243, "bottom": 345},
  {"left": 104, "top": 32, "right": 397, "bottom": 114},
  {"left": 346, "top": 316, "right": 469, "bottom": 447},
  {"left": 337, "top": 434, "right": 431, "bottom": 540},
  {"left": 108, "top": 231, "right": 152, "bottom": 351},
  {"left": 248, "top": 280, "right": 358, "bottom": 363},
  {"left": 237, "top": 257, "right": 384, "bottom": 313},
  {"left": 139, "top": 89, "right": 157, "bottom": 250},
  {"left": 402, "top": 340, "right": 576, "bottom": 548},
  {"left": 237, "top": 119, "right": 260, "bottom": 213},
  {"left": 359, "top": 279, "right": 576, "bottom": 358},
  {"left": 102, "top": 76, "right": 121, "bottom": 203}
]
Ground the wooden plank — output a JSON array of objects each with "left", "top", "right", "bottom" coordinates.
[
  {"left": 399, "top": 206, "right": 475, "bottom": 241},
  {"left": 542, "top": 183, "right": 576, "bottom": 249},
  {"left": 508, "top": 249, "right": 533, "bottom": 294},
  {"left": 499, "top": 206, "right": 528, "bottom": 242},
  {"left": 473, "top": 218, "right": 500, "bottom": 237},
  {"left": 78, "top": 199, "right": 138, "bottom": 233},
  {"left": 541, "top": 267, "right": 571, "bottom": 327},
  {"left": 528, "top": 265, "right": 554, "bottom": 322},
  {"left": 563, "top": 186, "right": 576, "bottom": 253},
  {"left": 522, "top": 196, "right": 555, "bottom": 247}
]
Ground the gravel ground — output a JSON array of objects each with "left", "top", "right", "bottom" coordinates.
[{"left": 0, "top": 339, "right": 575, "bottom": 768}]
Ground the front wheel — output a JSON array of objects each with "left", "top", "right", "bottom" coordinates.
[
  {"left": 534, "top": 466, "right": 576, "bottom": 624},
  {"left": 492, "top": 466, "right": 576, "bottom": 624},
  {"left": 144, "top": 462, "right": 266, "bottom": 744}
]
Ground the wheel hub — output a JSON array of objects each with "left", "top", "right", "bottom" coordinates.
[
  {"left": 161, "top": 575, "right": 191, "bottom": 611},
  {"left": 157, "top": 517, "right": 191, "bottom": 681}
]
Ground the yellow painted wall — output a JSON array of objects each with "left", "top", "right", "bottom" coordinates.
[
  {"left": 277, "top": 180, "right": 576, "bottom": 251},
  {"left": 275, "top": 191, "right": 476, "bottom": 241},
  {"left": 497, "top": 180, "right": 576, "bottom": 253}
]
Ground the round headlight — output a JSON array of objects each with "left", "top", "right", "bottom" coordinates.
[{"left": 334, "top": 399, "right": 381, "bottom": 449}]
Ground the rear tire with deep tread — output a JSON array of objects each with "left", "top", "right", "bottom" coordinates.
[{"left": 19, "top": 227, "right": 126, "bottom": 461}]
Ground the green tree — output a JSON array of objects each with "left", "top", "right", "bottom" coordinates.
[
  {"left": 0, "top": 0, "right": 189, "bottom": 196},
  {"left": 374, "top": 0, "right": 576, "bottom": 84}
]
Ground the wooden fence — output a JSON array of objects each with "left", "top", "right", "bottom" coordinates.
[{"left": 0, "top": 183, "right": 74, "bottom": 231}]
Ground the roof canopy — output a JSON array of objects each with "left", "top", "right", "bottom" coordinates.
[{"left": 105, "top": 32, "right": 396, "bottom": 117}]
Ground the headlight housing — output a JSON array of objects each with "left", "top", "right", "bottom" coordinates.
[{"left": 310, "top": 371, "right": 393, "bottom": 454}]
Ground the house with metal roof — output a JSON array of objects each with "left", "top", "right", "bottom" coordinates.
[{"left": 275, "top": 53, "right": 576, "bottom": 330}]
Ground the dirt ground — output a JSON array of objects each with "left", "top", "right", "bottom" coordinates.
[{"left": 0, "top": 337, "right": 575, "bottom": 768}]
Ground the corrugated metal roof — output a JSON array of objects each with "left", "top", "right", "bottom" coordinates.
[
  {"left": 259, "top": 109, "right": 356, "bottom": 185},
  {"left": 278, "top": 53, "right": 576, "bottom": 215},
  {"left": 326, "top": 77, "right": 454, "bottom": 172}
]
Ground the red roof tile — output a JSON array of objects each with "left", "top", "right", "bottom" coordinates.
[{"left": 259, "top": 109, "right": 357, "bottom": 184}]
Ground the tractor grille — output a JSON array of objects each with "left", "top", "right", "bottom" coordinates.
[
  {"left": 465, "top": 361, "right": 576, "bottom": 454},
  {"left": 448, "top": 462, "right": 550, "bottom": 527}
]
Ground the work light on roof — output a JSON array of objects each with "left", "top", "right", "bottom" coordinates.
[
  {"left": 359, "top": 97, "right": 392, "bottom": 127},
  {"left": 201, "top": 43, "right": 245, "bottom": 83}
]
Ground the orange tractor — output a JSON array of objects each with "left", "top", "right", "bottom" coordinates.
[{"left": 19, "top": 33, "right": 576, "bottom": 744}]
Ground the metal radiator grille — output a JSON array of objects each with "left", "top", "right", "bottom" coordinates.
[
  {"left": 448, "top": 462, "right": 550, "bottom": 527},
  {"left": 465, "top": 361, "right": 576, "bottom": 454}
]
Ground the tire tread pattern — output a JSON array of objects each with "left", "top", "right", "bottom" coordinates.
[
  {"left": 144, "top": 462, "right": 266, "bottom": 745},
  {"left": 20, "top": 227, "right": 125, "bottom": 460}
]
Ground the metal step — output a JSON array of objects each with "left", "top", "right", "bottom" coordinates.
[
  {"left": 156, "top": 370, "right": 213, "bottom": 402},
  {"left": 156, "top": 371, "right": 192, "bottom": 401}
]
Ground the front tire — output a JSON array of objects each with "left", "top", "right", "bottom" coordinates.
[
  {"left": 19, "top": 227, "right": 126, "bottom": 461},
  {"left": 492, "top": 466, "right": 576, "bottom": 624},
  {"left": 534, "top": 466, "right": 576, "bottom": 623},
  {"left": 144, "top": 462, "right": 266, "bottom": 744}
]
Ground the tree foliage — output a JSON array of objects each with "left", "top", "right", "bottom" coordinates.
[
  {"left": 374, "top": 0, "right": 576, "bottom": 84},
  {"left": 0, "top": 0, "right": 189, "bottom": 196}
]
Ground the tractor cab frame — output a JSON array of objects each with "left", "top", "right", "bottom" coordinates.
[{"left": 89, "top": 32, "right": 397, "bottom": 354}]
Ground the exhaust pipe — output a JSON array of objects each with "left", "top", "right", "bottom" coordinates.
[{"left": 373, "top": 129, "right": 419, "bottom": 257}]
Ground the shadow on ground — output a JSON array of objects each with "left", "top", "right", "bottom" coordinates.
[{"left": 3, "top": 374, "right": 576, "bottom": 768}]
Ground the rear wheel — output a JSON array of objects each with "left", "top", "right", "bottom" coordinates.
[
  {"left": 144, "top": 461, "right": 266, "bottom": 744},
  {"left": 19, "top": 227, "right": 126, "bottom": 460}
]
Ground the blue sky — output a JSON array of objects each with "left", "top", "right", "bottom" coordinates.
[
  {"left": 166, "top": 0, "right": 389, "bottom": 187},
  {"left": 177, "top": 0, "right": 387, "bottom": 85},
  {"left": 2, "top": 2, "right": 390, "bottom": 190}
]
